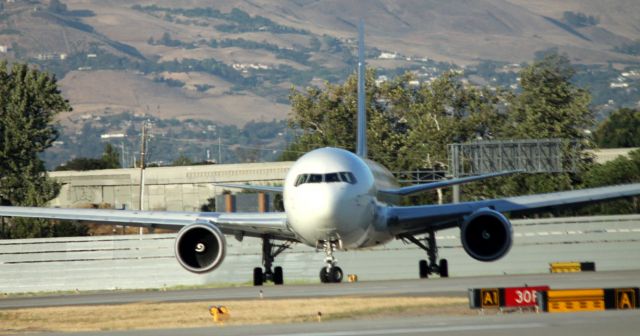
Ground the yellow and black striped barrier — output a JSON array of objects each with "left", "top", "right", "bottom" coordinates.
[
  {"left": 537, "top": 287, "right": 639, "bottom": 313},
  {"left": 549, "top": 261, "right": 595, "bottom": 273}
]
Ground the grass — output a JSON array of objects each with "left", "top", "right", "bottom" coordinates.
[{"left": 0, "top": 296, "right": 469, "bottom": 334}]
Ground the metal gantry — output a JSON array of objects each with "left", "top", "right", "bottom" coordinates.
[{"left": 449, "top": 139, "right": 580, "bottom": 177}]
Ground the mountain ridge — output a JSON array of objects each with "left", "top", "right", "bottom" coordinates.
[{"left": 1, "top": 0, "right": 639, "bottom": 126}]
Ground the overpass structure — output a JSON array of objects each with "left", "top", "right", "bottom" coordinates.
[{"left": 48, "top": 161, "right": 293, "bottom": 211}]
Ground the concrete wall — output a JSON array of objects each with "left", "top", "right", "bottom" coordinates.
[
  {"left": 1, "top": 215, "right": 639, "bottom": 293},
  {"left": 48, "top": 161, "right": 293, "bottom": 211}
]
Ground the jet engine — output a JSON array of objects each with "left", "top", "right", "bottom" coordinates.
[
  {"left": 175, "top": 223, "right": 226, "bottom": 273},
  {"left": 460, "top": 208, "right": 512, "bottom": 262}
]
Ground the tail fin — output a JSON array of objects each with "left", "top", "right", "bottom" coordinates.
[{"left": 356, "top": 19, "right": 367, "bottom": 159}]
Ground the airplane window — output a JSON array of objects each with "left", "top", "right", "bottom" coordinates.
[
  {"left": 294, "top": 174, "right": 308, "bottom": 187},
  {"left": 295, "top": 172, "right": 356, "bottom": 186},
  {"left": 325, "top": 173, "right": 340, "bottom": 183},
  {"left": 339, "top": 172, "right": 357, "bottom": 184}
]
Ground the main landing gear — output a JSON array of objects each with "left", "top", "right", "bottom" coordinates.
[
  {"left": 319, "top": 240, "right": 343, "bottom": 283},
  {"left": 402, "top": 230, "right": 449, "bottom": 279},
  {"left": 253, "top": 237, "right": 292, "bottom": 286}
]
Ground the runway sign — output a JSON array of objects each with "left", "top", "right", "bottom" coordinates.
[
  {"left": 549, "top": 261, "right": 595, "bottom": 273},
  {"left": 468, "top": 288, "right": 502, "bottom": 309},
  {"left": 504, "top": 286, "right": 550, "bottom": 308},
  {"left": 543, "top": 289, "right": 604, "bottom": 312},
  {"left": 469, "top": 286, "right": 549, "bottom": 309},
  {"left": 537, "top": 287, "right": 639, "bottom": 312},
  {"left": 605, "top": 288, "right": 639, "bottom": 310}
]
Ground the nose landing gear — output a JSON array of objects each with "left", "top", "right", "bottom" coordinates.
[{"left": 319, "top": 240, "right": 343, "bottom": 283}]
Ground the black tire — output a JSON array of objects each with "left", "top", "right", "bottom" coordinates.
[
  {"left": 439, "top": 259, "right": 449, "bottom": 278},
  {"left": 419, "top": 259, "right": 428, "bottom": 279},
  {"left": 330, "top": 266, "right": 343, "bottom": 283},
  {"left": 253, "top": 267, "right": 264, "bottom": 286},
  {"left": 274, "top": 266, "right": 284, "bottom": 285},
  {"left": 319, "top": 267, "right": 330, "bottom": 283}
]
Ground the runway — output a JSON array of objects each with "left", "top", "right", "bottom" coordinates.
[{"left": 1, "top": 270, "right": 639, "bottom": 309}]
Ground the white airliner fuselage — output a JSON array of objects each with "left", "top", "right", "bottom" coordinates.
[{"left": 284, "top": 147, "right": 396, "bottom": 249}]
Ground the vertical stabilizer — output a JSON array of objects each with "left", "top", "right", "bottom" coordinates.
[{"left": 356, "top": 19, "right": 367, "bottom": 159}]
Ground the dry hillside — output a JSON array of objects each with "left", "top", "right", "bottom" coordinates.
[{"left": 2, "top": 0, "right": 639, "bottom": 125}]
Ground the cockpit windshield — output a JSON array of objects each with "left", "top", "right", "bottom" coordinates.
[{"left": 294, "top": 172, "right": 357, "bottom": 186}]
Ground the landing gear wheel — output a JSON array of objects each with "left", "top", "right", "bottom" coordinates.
[
  {"left": 319, "top": 268, "right": 330, "bottom": 283},
  {"left": 319, "top": 266, "right": 343, "bottom": 283},
  {"left": 419, "top": 259, "right": 429, "bottom": 279},
  {"left": 330, "top": 266, "right": 343, "bottom": 283},
  {"left": 273, "top": 266, "right": 284, "bottom": 285},
  {"left": 439, "top": 259, "right": 449, "bottom": 278},
  {"left": 253, "top": 267, "right": 264, "bottom": 286}
]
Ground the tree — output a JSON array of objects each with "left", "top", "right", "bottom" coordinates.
[
  {"left": 55, "top": 144, "right": 121, "bottom": 171},
  {"left": 101, "top": 143, "right": 121, "bottom": 168},
  {"left": 594, "top": 108, "right": 640, "bottom": 148},
  {"left": 504, "top": 53, "right": 593, "bottom": 142},
  {"left": 284, "top": 69, "right": 505, "bottom": 172},
  {"left": 579, "top": 149, "right": 640, "bottom": 214},
  {"left": 0, "top": 62, "right": 72, "bottom": 238},
  {"left": 172, "top": 154, "right": 194, "bottom": 166},
  {"left": 484, "top": 53, "right": 596, "bottom": 198}
]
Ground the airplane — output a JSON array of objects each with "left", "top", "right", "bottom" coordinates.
[{"left": 1, "top": 22, "right": 639, "bottom": 286}]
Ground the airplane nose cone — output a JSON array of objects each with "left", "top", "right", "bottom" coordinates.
[
  {"left": 308, "top": 186, "right": 346, "bottom": 222},
  {"left": 286, "top": 183, "right": 374, "bottom": 247},
  {"left": 293, "top": 185, "right": 354, "bottom": 230}
]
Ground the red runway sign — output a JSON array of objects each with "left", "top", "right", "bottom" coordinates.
[{"left": 504, "top": 286, "right": 550, "bottom": 307}]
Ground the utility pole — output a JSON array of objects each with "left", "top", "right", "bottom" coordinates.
[
  {"left": 218, "top": 136, "right": 222, "bottom": 164},
  {"left": 138, "top": 121, "right": 149, "bottom": 236},
  {"left": 120, "top": 141, "right": 125, "bottom": 168}
]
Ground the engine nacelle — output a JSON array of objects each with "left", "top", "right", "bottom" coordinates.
[
  {"left": 460, "top": 208, "right": 513, "bottom": 262},
  {"left": 175, "top": 223, "right": 226, "bottom": 273}
]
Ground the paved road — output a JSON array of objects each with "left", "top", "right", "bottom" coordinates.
[
  {"left": 1, "top": 270, "right": 638, "bottom": 309},
  {"left": 24, "top": 310, "right": 640, "bottom": 336}
]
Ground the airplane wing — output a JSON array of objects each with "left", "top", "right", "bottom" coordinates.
[
  {"left": 215, "top": 183, "right": 283, "bottom": 193},
  {"left": 379, "top": 171, "right": 520, "bottom": 197},
  {"left": 387, "top": 183, "right": 640, "bottom": 235},
  {"left": 0, "top": 206, "right": 296, "bottom": 240}
]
